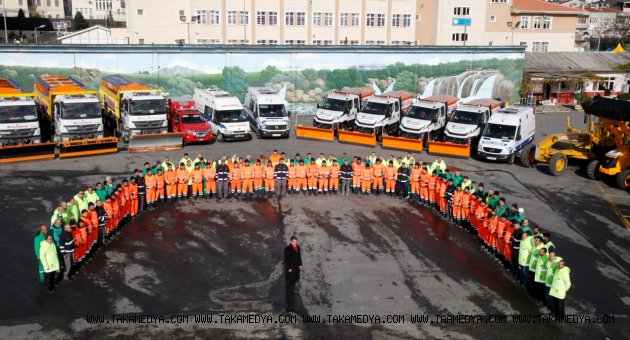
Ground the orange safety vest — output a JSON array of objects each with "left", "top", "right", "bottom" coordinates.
[
  {"left": 296, "top": 165, "right": 307, "bottom": 178},
  {"left": 145, "top": 175, "right": 156, "bottom": 190},
  {"left": 372, "top": 164, "right": 385, "bottom": 178},
  {"left": 164, "top": 170, "right": 177, "bottom": 185},
  {"left": 230, "top": 167, "right": 241, "bottom": 180},
  {"left": 240, "top": 166, "right": 253, "bottom": 179},
  {"left": 429, "top": 175, "right": 437, "bottom": 191},
  {"left": 176, "top": 169, "right": 189, "bottom": 184},
  {"left": 453, "top": 190, "right": 463, "bottom": 207},
  {"left": 155, "top": 174, "right": 165, "bottom": 189},
  {"left": 386, "top": 166, "right": 397, "bottom": 180},
  {"left": 307, "top": 164, "right": 319, "bottom": 177},
  {"left": 129, "top": 182, "right": 138, "bottom": 199},
  {"left": 352, "top": 162, "right": 363, "bottom": 175},
  {"left": 411, "top": 168, "right": 421, "bottom": 182},
  {"left": 330, "top": 165, "right": 340, "bottom": 178},
  {"left": 288, "top": 165, "right": 296, "bottom": 179},
  {"left": 462, "top": 192, "right": 471, "bottom": 209},
  {"left": 264, "top": 167, "right": 275, "bottom": 180},
  {"left": 318, "top": 166, "right": 331, "bottom": 178},
  {"left": 268, "top": 154, "right": 281, "bottom": 165},
  {"left": 203, "top": 167, "right": 216, "bottom": 181},
  {"left": 420, "top": 172, "right": 430, "bottom": 187},
  {"left": 361, "top": 168, "right": 373, "bottom": 181},
  {"left": 253, "top": 165, "right": 264, "bottom": 179},
  {"left": 191, "top": 169, "right": 203, "bottom": 183}
]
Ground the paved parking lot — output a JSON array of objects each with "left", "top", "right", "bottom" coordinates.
[{"left": 0, "top": 109, "right": 628, "bottom": 339}]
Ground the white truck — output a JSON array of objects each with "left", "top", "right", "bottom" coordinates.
[
  {"left": 243, "top": 86, "right": 290, "bottom": 138},
  {"left": 354, "top": 91, "right": 414, "bottom": 139},
  {"left": 313, "top": 87, "right": 376, "bottom": 130},
  {"left": 399, "top": 95, "right": 460, "bottom": 141},
  {"left": 477, "top": 106, "right": 536, "bottom": 163},
  {"left": 444, "top": 98, "right": 502, "bottom": 146},
  {"left": 0, "top": 78, "right": 40, "bottom": 146},
  {"left": 193, "top": 89, "right": 252, "bottom": 142}
]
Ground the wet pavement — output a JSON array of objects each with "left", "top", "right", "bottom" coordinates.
[{"left": 0, "top": 110, "right": 629, "bottom": 339}]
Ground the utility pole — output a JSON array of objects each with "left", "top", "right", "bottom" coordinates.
[
  {"left": 3, "top": 1, "right": 8, "bottom": 44},
  {"left": 34, "top": 25, "right": 45, "bottom": 44}
]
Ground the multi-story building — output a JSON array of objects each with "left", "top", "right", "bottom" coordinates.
[
  {"left": 0, "top": 0, "right": 30, "bottom": 17},
  {"left": 72, "top": 0, "right": 126, "bottom": 22},
  {"left": 29, "top": 0, "right": 65, "bottom": 19},
  {"left": 109, "top": 0, "right": 586, "bottom": 51}
]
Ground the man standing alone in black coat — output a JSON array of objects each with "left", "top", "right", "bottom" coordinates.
[{"left": 284, "top": 235, "right": 303, "bottom": 313}]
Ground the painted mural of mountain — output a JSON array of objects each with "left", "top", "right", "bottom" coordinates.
[
  {"left": 421, "top": 70, "right": 514, "bottom": 102},
  {"left": 158, "top": 65, "right": 204, "bottom": 75}
]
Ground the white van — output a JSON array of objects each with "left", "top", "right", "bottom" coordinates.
[
  {"left": 193, "top": 89, "right": 252, "bottom": 142},
  {"left": 477, "top": 106, "right": 535, "bottom": 163},
  {"left": 243, "top": 86, "right": 290, "bottom": 138}
]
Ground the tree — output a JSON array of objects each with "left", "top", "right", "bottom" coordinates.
[
  {"left": 259, "top": 65, "right": 281, "bottom": 84},
  {"left": 17, "top": 9, "right": 25, "bottom": 18},
  {"left": 106, "top": 11, "right": 114, "bottom": 28},
  {"left": 222, "top": 66, "right": 248, "bottom": 100},
  {"left": 73, "top": 11, "right": 89, "bottom": 30},
  {"left": 30, "top": 12, "right": 41, "bottom": 19},
  {"left": 396, "top": 70, "right": 419, "bottom": 93}
]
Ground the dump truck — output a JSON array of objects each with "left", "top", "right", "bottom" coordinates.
[
  {"left": 100, "top": 75, "right": 181, "bottom": 152},
  {"left": 352, "top": 90, "right": 414, "bottom": 139},
  {"left": 168, "top": 100, "right": 214, "bottom": 145},
  {"left": 0, "top": 78, "right": 56, "bottom": 163},
  {"left": 399, "top": 95, "right": 460, "bottom": 140},
  {"left": 193, "top": 88, "right": 252, "bottom": 142},
  {"left": 34, "top": 75, "right": 117, "bottom": 159},
  {"left": 244, "top": 86, "right": 290, "bottom": 138}
]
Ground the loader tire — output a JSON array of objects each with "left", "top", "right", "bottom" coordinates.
[
  {"left": 585, "top": 160, "right": 599, "bottom": 180},
  {"left": 519, "top": 144, "right": 535, "bottom": 168},
  {"left": 548, "top": 153, "right": 568, "bottom": 176},
  {"left": 616, "top": 169, "right": 630, "bottom": 190}
]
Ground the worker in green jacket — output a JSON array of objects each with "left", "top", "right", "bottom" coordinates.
[
  {"left": 104, "top": 176, "right": 115, "bottom": 196},
  {"left": 452, "top": 170, "right": 463, "bottom": 188},
  {"left": 66, "top": 197, "right": 79, "bottom": 224},
  {"left": 461, "top": 176, "right": 472, "bottom": 191},
  {"left": 495, "top": 198, "right": 508, "bottom": 218},
  {"left": 85, "top": 186, "right": 99, "bottom": 204},
  {"left": 431, "top": 157, "right": 446, "bottom": 173},
  {"left": 50, "top": 202, "right": 68, "bottom": 226},
  {"left": 39, "top": 234, "right": 61, "bottom": 293},
  {"left": 488, "top": 191, "right": 501, "bottom": 210},
  {"left": 549, "top": 260, "right": 571, "bottom": 316},
  {"left": 95, "top": 182, "right": 108, "bottom": 202},
  {"left": 518, "top": 232, "right": 532, "bottom": 286},
  {"left": 34, "top": 225, "right": 49, "bottom": 282},
  {"left": 401, "top": 153, "right": 414, "bottom": 167},
  {"left": 528, "top": 237, "right": 544, "bottom": 279},
  {"left": 533, "top": 247, "right": 549, "bottom": 302},
  {"left": 545, "top": 251, "right": 563, "bottom": 310}
]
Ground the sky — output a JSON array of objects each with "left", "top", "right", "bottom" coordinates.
[{"left": 0, "top": 51, "right": 523, "bottom": 74}]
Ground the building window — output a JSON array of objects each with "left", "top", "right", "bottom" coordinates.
[
  {"left": 324, "top": 12, "right": 333, "bottom": 26},
  {"left": 297, "top": 40, "right": 305, "bottom": 45},
  {"left": 197, "top": 39, "right": 209, "bottom": 45},
  {"left": 313, "top": 40, "right": 322, "bottom": 45},
  {"left": 351, "top": 13, "right": 360, "bottom": 26},
  {"left": 520, "top": 41, "right": 527, "bottom": 46},
  {"left": 138, "top": 38, "right": 145, "bottom": 44},
  {"left": 366, "top": 40, "right": 375, "bottom": 45},
  {"left": 240, "top": 11, "right": 249, "bottom": 25},
  {"left": 340, "top": 13, "right": 348, "bottom": 26},
  {"left": 209, "top": 10, "right": 220, "bottom": 25},
  {"left": 533, "top": 16, "right": 541, "bottom": 29},
  {"left": 313, "top": 12, "right": 322, "bottom": 26},
  {"left": 47, "top": 0, "right": 50, "bottom": 6},
  {"left": 137, "top": 9, "right": 143, "bottom": 16},
  {"left": 377, "top": 14, "right": 386, "bottom": 26},
  {"left": 228, "top": 11, "right": 237, "bottom": 25},
  {"left": 257, "top": 11, "right": 266, "bottom": 25},
  {"left": 285, "top": 12, "right": 294, "bottom": 25},
  {"left": 453, "top": 7, "right": 470, "bottom": 16},
  {"left": 490, "top": 15, "right": 496, "bottom": 22},
  {"left": 269, "top": 40, "right": 278, "bottom": 45},
  {"left": 521, "top": 16, "right": 529, "bottom": 29},
  {"left": 403, "top": 14, "right": 411, "bottom": 27},
  {"left": 532, "top": 42, "right": 540, "bottom": 52},
  {"left": 598, "top": 77, "right": 615, "bottom": 91},
  {"left": 543, "top": 16, "right": 552, "bottom": 29},
  {"left": 451, "top": 33, "right": 469, "bottom": 42},
  {"left": 257, "top": 39, "right": 267, "bottom": 45},
  {"left": 491, "top": 0, "right": 508, "bottom": 3},
  {"left": 542, "top": 42, "right": 549, "bottom": 52},
  {"left": 285, "top": 40, "right": 295, "bottom": 45},
  {"left": 297, "top": 12, "right": 305, "bottom": 26},
  {"left": 366, "top": 13, "right": 375, "bottom": 26},
  {"left": 55, "top": 0, "right": 59, "bottom": 6},
  {"left": 269, "top": 11, "right": 278, "bottom": 25},
  {"left": 392, "top": 14, "right": 400, "bottom": 27},
  {"left": 196, "top": 10, "right": 207, "bottom": 24}
]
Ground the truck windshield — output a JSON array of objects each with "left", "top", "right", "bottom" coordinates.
[
  {"left": 258, "top": 104, "right": 287, "bottom": 118},
  {"left": 130, "top": 99, "right": 165, "bottom": 115},
  {"left": 406, "top": 106, "right": 437, "bottom": 120},
  {"left": 483, "top": 123, "right": 516, "bottom": 140},
  {"left": 450, "top": 110, "right": 481, "bottom": 125},
  {"left": 181, "top": 114, "right": 206, "bottom": 124},
  {"left": 361, "top": 102, "right": 389, "bottom": 115},
  {"left": 0, "top": 104, "right": 38, "bottom": 123},
  {"left": 320, "top": 98, "right": 347, "bottom": 112},
  {"left": 216, "top": 109, "right": 249, "bottom": 123},
  {"left": 62, "top": 102, "right": 101, "bottom": 119}
]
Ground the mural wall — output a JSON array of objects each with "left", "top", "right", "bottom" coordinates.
[{"left": 0, "top": 49, "right": 524, "bottom": 114}]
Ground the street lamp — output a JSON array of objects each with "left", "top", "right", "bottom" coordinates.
[
  {"left": 34, "top": 25, "right": 45, "bottom": 44},
  {"left": 2, "top": 0, "right": 8, "bottom": 44}
]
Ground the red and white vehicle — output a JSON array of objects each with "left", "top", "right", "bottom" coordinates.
[{"left": 168, "top": 100, "right": 214, "bottom": 144}]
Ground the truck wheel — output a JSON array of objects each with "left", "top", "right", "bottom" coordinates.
[
  {"left": 507, "top": 152, "right": 515, "bottom": 165},
  {"left": 585, "top": 160, "right": 600, "bottom": 180},
  {"left": 616, "top": 169, "right": 630, "bottom": 189},
  {"left": 548, "top": 153, "right": 568, "bottom": 176},
  {"left": 519, "top": 144, "right": 535, "bottom": 168},
  {"left": 121, "top": 130, "right": 129, "bottom": 143},
  {"left": 217, "top": 132, "right": 224, "bottom": 142}
]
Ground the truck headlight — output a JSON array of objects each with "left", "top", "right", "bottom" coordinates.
[
  {"left": 0, "top": 130, "right": 11, "bottom": 135},
  {"left": 162, "top": 120, "right": 168, "bottom": 127},
  {"left": 98, "top": 124, "right": 103, "bottom": 132},
  {"left": 34, "top": 128, "right": 40, "bottom": 136}
]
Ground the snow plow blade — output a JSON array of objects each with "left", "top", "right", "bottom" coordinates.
[
  {"left": 295, "top": 125, "right": 334, "bottom": 142},
  {"left": 381, "top": 136, "right": 423, "bottom": 152},
  {"left": 428, "top": 141, "right": 471, "bottom": 158},
  {"left": 337, "top": 130, "right": 376, "bottom": 147},
  {"left": 59, "top": 137, "right": 119, "bottom": 159},
  {"left": 128, "top": 133, "right": 183, "bottom": 153},
  {"left": 0, "top": 142, "right": 56, "bottom": 164}
]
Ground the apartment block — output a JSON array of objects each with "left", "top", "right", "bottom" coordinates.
[
  {"left": 30, "top": 0, "right": 65, "bottom": 19},
  {"left": 0, "top": 0, "right": 30, "bottom": 17},
  {"left": 72, "top": 0, "right": 126, "bottom": 22}
]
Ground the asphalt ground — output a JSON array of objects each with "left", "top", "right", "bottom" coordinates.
[{"left": 0, "top": 110, "right": 628, "bottom": 339}]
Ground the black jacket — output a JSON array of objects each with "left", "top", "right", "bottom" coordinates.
[
  {"left": 59, "top": 230, "right": 75, "bottom": 254},
  {"left": 135, "top": 176, "right": 146, "bottom": 194},
  {"left": 284, "top": 245, "right": 303, "bottom": 281},
  {"left": 397, "top": 167, "right": 409, "bottom": 183},
  {"left": 95, "top": 205, "right": 108, "bottom": 226},
  {"left": 445, "top": 184, "right": 456, "bottom": 202},
  {"left": 217, "top": 164, "right": 230, "bottom": 181},
  {"left": 512, "top": 228, "right": 523, "bottom": 249},
  {"left": 275, "top": 163, "right": 289, "bottom": 180},
  {"left": 340, "top": 164, "right": 353, "bottom": 180}
]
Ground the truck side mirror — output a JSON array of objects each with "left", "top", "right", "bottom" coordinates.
[
  {"left": 516, "top": 134, "right": 522, "bottom": 141},
  {"left": 316, "top": 103, "right": 320, "bottom": 109}
]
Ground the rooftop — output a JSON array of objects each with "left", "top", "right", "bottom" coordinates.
[
  {"left": 513, "top": 0, "right": 586, "bottom": 14},
  {"left": 525, "top": 51, "right": 630, "bottom": 73}
]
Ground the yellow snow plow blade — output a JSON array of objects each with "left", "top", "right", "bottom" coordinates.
[
  {"left": 0, "top": 142, "right": 56, "bottom": 164},
  {"left": 295, "top": 125, "right": 334, "bottom": 142},
  {"left": 128, "top": 133, "right": 183, "bottom": 153},
  {"left": 337, "top": 130, "right": 376, "bottom": 147},
  {"left": 59, "top": 137, "right": 119, "bottom": 159},
  {"left": 381, "top": 136, "right": 423, "bottom": 152},
  {"left": 428, "top": 141, "right": 471, "bottom": 158}
]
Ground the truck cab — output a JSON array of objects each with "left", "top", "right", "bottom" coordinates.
[
  {"left": 444, "top": 98, "right": 502, "bottom": 145},
  {"left": 478, "top": 106, "right": 536, "bottom": 163},
  {"left": 168, "top": 100, "right": 214, "bottom": 144},
  {"left": 244, "top": 86, "right": 290, "bottom": 138},
  {"left": 313, "top": 87, "right": 375, "bottom": 130},
  {"left": 193, "top": 89, "right": 252, "bottom": 142},
  {"left": 355, "top": 90, "right": 414, "bottom": 137},
  {"left": 0, "top": 78, "right": 40, "bottom": 145},
  {"left": 400, "top": 95, "right": 459, "bottom": 140}
]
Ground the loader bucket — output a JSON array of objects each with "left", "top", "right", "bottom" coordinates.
[
  {"left": 381, "top": 136, "right": 423, "bottom": 152},
  {"left": 59, "top": 137, "right": 119, "bottom": 159},
  {"left": 128, "top": 133, "right": 183, "bottom": 153},
  {"left": 0, "top": 142, "right": 56, "bottom": 164},
  {"left": 428, "top": 140, "right": 471, "bottom": 158},
  {"left": 295, "top": 125, "right": 334, "bottom": 142},
  {"left": 337, "top": 130, "right": 376, "bottom": 147}
]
